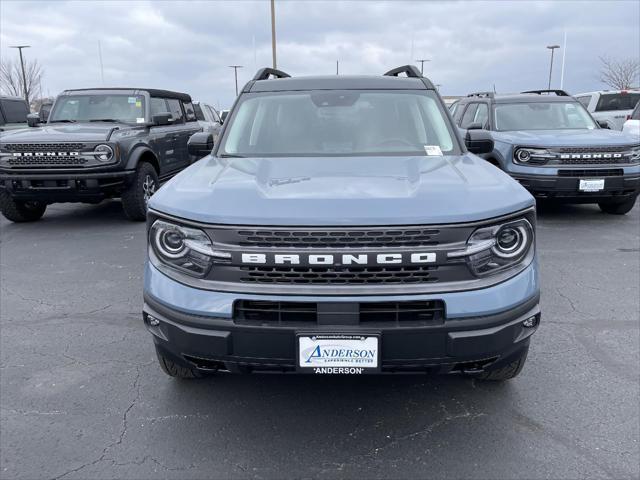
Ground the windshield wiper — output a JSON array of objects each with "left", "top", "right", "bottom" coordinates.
[
  {"left": 220, "top": 154, "right": 246, "bottom": 158},
  {"left": 89, "top": 119, "right": 120, "bottom": 123},
  {"left": 51, "top": 119, "right": 76, "bottom": 123}
]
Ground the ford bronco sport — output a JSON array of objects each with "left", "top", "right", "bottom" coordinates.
[
  {"left": 453, "top": 90, "right": 640, "bottom": 214},
  {"left": 0, "top": 88, "right": 202, "bottom": 222},
  {"left": 144, "top": 66, "right": 540, "bottom": 381}
]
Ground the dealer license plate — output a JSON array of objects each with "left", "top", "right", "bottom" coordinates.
[
  {"left": 298, "top": 334, "right": 379, "bottom": 374},
  {"left": 579, "top": 179, "right": 605, "bottom": 192}
]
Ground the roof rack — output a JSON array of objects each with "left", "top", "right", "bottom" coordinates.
[
  {"left": 467, "top": 91, "right": 495, "bottom": 99},
  {"left": 252, "top": 68, "right": 291, "bottom": 81},
  {"left": 521, "top": 89, "right": 570, "bottom": 96},
  {"left": 383, "top": 65, "right": 423, "bottom": 78}
]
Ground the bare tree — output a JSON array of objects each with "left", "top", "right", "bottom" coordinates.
[
  {"left": 0, "top": 58, "right": 43, "bottom": 101},
  {"left": 599, "top": 56, "right": 639, "bottom": 90}
]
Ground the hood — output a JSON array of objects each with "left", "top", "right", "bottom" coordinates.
[
  {"left": 0, "top": 122, "right": 129, "bottom": 143},
  {"left": 492, "top": 128, "right": 639, "bottom": 147},
  {"left": 150, "top": 154, "right": 534, "bottom": 226}
]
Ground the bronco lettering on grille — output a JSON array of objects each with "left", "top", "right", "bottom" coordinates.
[{"left": 241, "top": 252, "right": 436, "bottom": 265}]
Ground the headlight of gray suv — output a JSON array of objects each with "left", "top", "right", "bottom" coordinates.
[
  {"left": 513, "top": 147, "right": 555, "bottom": 165},
  {"left": 631, "top": 146, "right": 640, "bottom": 163},
  {"left": 94, "top": 144, "right": 114, "bottom": 162},
  {"left": 448, "top": 218, "right": 534, "bottom": 277},
  {"left": 150, "top": 219, "right": 229, "bottom": 277}
]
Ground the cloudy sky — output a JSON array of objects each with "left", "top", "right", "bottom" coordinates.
[{"left": 1, "top": 0, "right": 638, "bottom": 108}]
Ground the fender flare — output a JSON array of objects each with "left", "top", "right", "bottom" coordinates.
[{"left": 125, "top": 146, "right": 158, "bottom": 172}]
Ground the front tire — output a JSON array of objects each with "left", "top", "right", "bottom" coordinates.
[
  {"left": 598, "top": 196, "right": 637, "bottom": 215},
  {"left": 476, "top": 347, "right": 529, "bottom": 381},
  {"left": 0, "top": 191, "right": 47, "bottom": 222},
  {"left": 121, "top": 162, "right": 158, "bottom": 221},
  {"left": 156, "top": 350, "right": 202, "bottom": 379}
]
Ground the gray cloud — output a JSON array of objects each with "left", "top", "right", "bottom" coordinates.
[{"left": 1, "top": 0, "right": 638, "bottom": 108}]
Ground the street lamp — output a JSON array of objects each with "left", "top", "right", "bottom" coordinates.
[
  {"left": 228, "top": 65, "right": 243, "bottom": 96},
  {"left": 546, "top": 45, "right": 560, "bottom": 90},
  {"left": 415, "top": 59, "right": 430, "bottom": 75},
  {"left": 9, "top": 45, "right": 31, "bottom": 104}
]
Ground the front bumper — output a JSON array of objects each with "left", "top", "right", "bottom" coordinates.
[
  {"left": 511, "top": 172, "right": 640, "bottom": 202},
  {"left": 0, "top": 170, "right": 135, "bottom": 203},
  {"left": 143, "top": 262, "right": 540, "bottom": 374}
]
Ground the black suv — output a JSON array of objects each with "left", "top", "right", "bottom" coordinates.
[
  {"left": 0, "top": 96, "right": 30, "bottom": 132},
  {"left": 0, "top": 88, "right": 202, "bottom": 222}
]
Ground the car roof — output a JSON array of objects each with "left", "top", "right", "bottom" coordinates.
[
  {"left": 248, "top": 75, "right": 430, "bottom": 92},
  {"left": 492, "top": 94, "right": 577, "bottom": 104},
  {"left": 574, "top": 89, "right": 640, "bottom": 96},
  {"left": 61, "top": 87, "right": 191, "bottom": 102}
]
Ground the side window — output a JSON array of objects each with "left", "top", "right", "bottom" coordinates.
[
  {"left": 474, "top": 103, "right": 489, "bottom": 128},
  {"left": 193, "top": 103, "right": 206, "bottom": 121},
  {"left": 576, "top": 96, "right": 591, "bottom": 108},
  {"left": 166, "top": 99, "right": 184, "bottom": 123},
  {"left": 2, "top": 99, "right": 29, "bottom": 123},
  {"left": 150, "top": 97, "right": 168, "bottom": 116},
  {"left": 460, "top": 103, "right": 479, "bottom": 129},
  {"left": 183, "top": 101, "right": 197, "bottom": 122}
]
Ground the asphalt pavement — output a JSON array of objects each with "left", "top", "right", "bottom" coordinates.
[{"left": 1, "top": 200, "right": 638, "bottom": 479}]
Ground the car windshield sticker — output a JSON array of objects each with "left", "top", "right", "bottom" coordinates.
[
  {"left": 424, "top": 145, "right": 443, "bottom": 156},
  {"left": 135, "top": 100, "right": 142, "bottom": 108},
  {"left": 136, "top": 117, "right": 145, "bottom": 123},
  {"left": 128, "top": 97, "right": 137, "bottom": 104}
]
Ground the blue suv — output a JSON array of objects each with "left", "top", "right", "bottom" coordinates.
[
  {"left": 452, "top": 90, "right": 640, "bottom": 214},
  {"left": 143, "top": 66, "right": 540, "bottom": 381}
]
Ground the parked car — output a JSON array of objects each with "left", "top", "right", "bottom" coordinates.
[
  {"left": 0, "top": 96, "right": 30, "bottom": 132},
  {"left": 452, "top": 90, "right": 640, "bottom": 215},
  {"left": 0, "top": 87, "right": 202, "bottom": 222},
  {"left": 575, "top": 89, "right": 640, "bottom": 130},
  {"left": 193, "top": 101, "right": 222, "bottom": 135},
  {"left": 144, "top": 66, "right": 540, "bottom": 381},
  {"left": 622, "top": 100, "right": 640, "bottom": 138}
]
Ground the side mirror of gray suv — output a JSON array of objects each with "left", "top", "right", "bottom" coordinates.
[
  {"left": 188, "top": 132, "right": 214, "bottom": 157},
  {"left": 27, "top": 113, "right": 40, "bottom": 128},
  {"left": 465, "top": 129, "right": 494, "bottom": 155},
  {"left": 152, "top": 112, "right": 172, "bottom": 126}
]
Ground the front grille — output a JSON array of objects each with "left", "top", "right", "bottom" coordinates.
[
  {"left": 235, "top": 228, "right": 441, "bottom": 248},
  {"left": 558, "top": 169, "right": 623, "bottom": 177},
  {"left": 7, "top": 156, "right": 88, "bottom": 167},
  {"left": 555, "top": 145, "right": 633, "bottom": 154},
  {"left": 557, "top": 157, "right": 630, "bottom": 165},
  {"left": 239, "top": 265, "right": 439, "bottom": 284},
  {"left": 234, "top": 300, "right": 445, "bottom": 326},
  {"left": 3, "top": 142, "right": 86, "bottom": 152},
  {"left": 2, "top": 142, "right": 88, "bottom": 168}
]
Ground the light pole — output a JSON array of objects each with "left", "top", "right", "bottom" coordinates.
[
  {"left": 228, "top": 65, "right": 243, "bottom": 96},
  {"left": 415, "top": 59, "right": 430, "bottom": 75},
  {"left": 270, "top": 0, "right": 277, "bottom": 69},
  {"left": 546, "top": 45, "right": 560, "bottom": 90},
  {"left": 9, "top": 45, "right": 31, "bottom": 104}
]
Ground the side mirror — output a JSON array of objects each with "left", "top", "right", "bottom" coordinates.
[
  {"left": 187, "top": 132, "right": 214, "bottom": 157},
  {"left": 465, "top": 129, "right": 494, "bottom": 155},
  {"left": 27, "top": 113, "right": 40, "bottom": 127},
  {"left": 152, "top": 112, "right": 172, "bottom": 126},
  {"left": 467, "top": 122, "right": 483, "bottom": 130},
  {"left": 39, "top": 108, "right": 50, "bottom": 122},
  {"left": 597, "top": 120, "right": 610, "bottom": 129}
]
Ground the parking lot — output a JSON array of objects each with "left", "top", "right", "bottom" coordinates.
[{"left": 0, "top": 201, "right": 638, "bottom": 479}]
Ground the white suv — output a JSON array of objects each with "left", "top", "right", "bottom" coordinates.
[
  {"left": 575, "top": 90, "right": 640, "bottom": 130},
  {"left": 622, "top": 101, "right": 640, "bottom": 138}
]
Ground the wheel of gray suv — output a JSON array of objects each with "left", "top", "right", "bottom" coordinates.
[
  {"left": 156, "top": 350, "right": 203, "bottom": 379},
  {"left": 0, "top": 191, "right": 47, "bottom": 222},
  {"left": 121, "top": 162, "right": 158, "bottom": 221},
  {"left": 475, "top": 347, "right": 529, "bottom": 381},
  {"left": 598, "top": 196, "right": 637, "bottom": 215}
]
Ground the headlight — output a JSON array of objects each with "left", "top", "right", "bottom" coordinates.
[
  {"left": 448, "top": 218, "right": 534, "bottom": 277},
  {"left": 150, "top": 220, "right": 229, "bottom": 277},
  {"left": 95, "top": 144, "right": 114, "bottom": 162},
  {"left": 631, "top": 146, "right": 640, "bottom": 163},
  {"left": 514, "top": 147, "right": 554, "bottom": 165}
]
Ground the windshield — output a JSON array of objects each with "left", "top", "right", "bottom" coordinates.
[
  {"left": 220, "top": 90, "right": 457, "bottom": 157},
  {"left": 49, "top": 94, "right": 146, "bottom": 123},
  {"left": 494, "top": 101, "right": 597, "bottom": 131}
]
